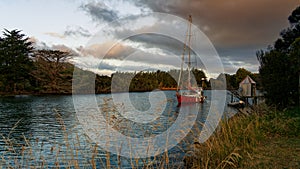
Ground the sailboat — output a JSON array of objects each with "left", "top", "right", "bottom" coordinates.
[{"left": 176, "top": 15, "right": 206, "bottom": 104}]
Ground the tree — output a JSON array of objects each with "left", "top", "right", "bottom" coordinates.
[
  {"left": 289, "top": 38, "right": 300, "bottom": 106},
  {"left": 0, "top": 36, "right": 4, "bottom": 91},
  {"left": 192, "top": 68, "right": 207, "bottom": 88},
  {"left": 0, "top": 29, "right": 34, "bottom": 93},
  {"left": 288, "top": 6, "right": 300, "bottom": 25},
  {"left": 31, "top": 50, "right": 73, "bottom": 93},
  {"left": 235, "top": 68, "right": 251, "bottom": 87},
  {"left": 224, "top": 73, "right": 235, "bottom": 90},
  {"left": 257, "top": 6, "right": 300, "bottom": 108}
]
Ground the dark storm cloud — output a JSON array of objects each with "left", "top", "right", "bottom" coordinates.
[
  {"left": 134, "top": 0, "right": 299, "bottom": 48},
  {"left": 130, "top": 0, "right": 299, "bottom": 73},
  {"left": 217, "top": 45, "right": 260, "bottom": 64},
  {"left": 80, "top": 1, "right": 118, "bottom": 22}
]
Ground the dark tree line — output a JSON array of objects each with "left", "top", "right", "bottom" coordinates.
[
  {"left": 108, "top": 69, "right": 208, "bottom": 93},
  {"left": 257, "top": 6, "right": 300, "bottom": 109}
]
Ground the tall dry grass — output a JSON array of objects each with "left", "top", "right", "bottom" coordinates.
[{"left": 184, "top": 104, "right": 300, "bottom": 169}]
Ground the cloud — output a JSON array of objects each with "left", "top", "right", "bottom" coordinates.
[
  {"left": 29, "top": 37, "right": 51, "bottom": 50},
  {"left": 111, "top": 22, "right": 215, "bottom": 69},
  {"left": 77, "top": 41, "right": 136, "bottom": 59},
  {"left": 45, "top": 26, "right": 91, "bottom": 39},
  {"left": 28, "top": 36, "right": 38, "bottom": 44},
  {"left": 75, "top": 40, "right": 179, "bottom": 68},
  {"left": 134, "top": 0, "right": 299, "bottom": 48},
  {"left": 76, "top": 32, "right": 197, "bottom": 68},
  {"left": 122, "top": 33, "right": 184, "bottom": 55},
  {"left": 64, "top": 26, "right": 91, "bottom": 38},
  {"left": 128, "top": 0, "right": 299, "bottom": 74},
  {"left": 28, "top": 37, "right": 79, "bottom": 56},
  {"left": 74, "top": 33, "right": 188, "bottom": 74},
  {"left": 76, "top": 1, "right": 300, "bottom": 75},
  {"left": 45, "top": 32, "right": 66, "bottom": 39},
  {"left": 76, "top": 14, "right": 221, "bottom": 75},
  {"left": 80, "top": 1, "right": 118, "bottom": 22},
  {"left": 119, "top": 34, "right": 205, "bottom": 68},
  {"left": 52, "top": 44, "right": 79, "bottom": 56},
  {"left": 221, "top": 57, "right": 259, "bottom": 74}
]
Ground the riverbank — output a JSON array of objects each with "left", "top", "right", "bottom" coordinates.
[{"left": 185, "top": 105, "right": 300, "bottom": 168}]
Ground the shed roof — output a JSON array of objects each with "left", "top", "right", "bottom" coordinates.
[{"left": 239, "top": 75, "right": 256, "bottom": 85}]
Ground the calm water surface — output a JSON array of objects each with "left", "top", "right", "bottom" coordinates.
[{"left": 0, "top": 90, "right": 236, "bottom": 168}]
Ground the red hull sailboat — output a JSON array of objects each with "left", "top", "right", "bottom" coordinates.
[
  {"left": 176, "top": 92, "right": 205, "bottom": 103},
  {"left": 176, "top": 15, "right": 206, "bottom": 104},
  {"left": 176, "top": 85, "right": 205, "bottom": 104}
]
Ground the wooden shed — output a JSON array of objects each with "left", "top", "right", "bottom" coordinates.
[{"left": 239, "top": 75, "right": 256, "bottom": 97}]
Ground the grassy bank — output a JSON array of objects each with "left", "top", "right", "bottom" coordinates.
[{"left": 186, "top": 105, "right": 300, "bottom": 168}]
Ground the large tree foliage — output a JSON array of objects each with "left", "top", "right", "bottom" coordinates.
[
  {"left": 257, "top": 6, "right": 300, "bottom": 108},
  {"left": 235, "top": 68, "right": 251, "bottom": 85},
  {"left": 0, "top": 29, "right": 34, "bottom": 93},
  {"left": 31, "top": 50, "right": 73, "bottom": 93}
]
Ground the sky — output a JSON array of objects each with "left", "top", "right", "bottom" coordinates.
[{"left": 0, "top": 0, "right": 299, "bottom": 78}]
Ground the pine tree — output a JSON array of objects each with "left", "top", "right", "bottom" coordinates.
[{"left": 0, "top": 29, "right": 34, "bottom": 93}]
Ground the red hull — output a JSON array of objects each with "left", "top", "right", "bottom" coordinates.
[{"left": 176, "top": 94, "right": 204, "bottom": 104}]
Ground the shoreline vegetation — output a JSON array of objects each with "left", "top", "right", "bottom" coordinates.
[{"left": 184, "top": 105, "right": 300, "bottom": 168}]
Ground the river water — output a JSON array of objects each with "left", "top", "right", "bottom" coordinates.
[{"left": 0, "top": 90, "right": 236, "bottom": 168}]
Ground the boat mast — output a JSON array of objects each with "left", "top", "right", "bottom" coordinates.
[
  {"left": 187, "top": 15, "right": 192, "bottom": 88},
  {"left": 177, "top": 15, "right": 193, "bottom": 91},
  {"left": 177, "top": 16, "right": 189, "bottom": 91},
  {"left": 177, "top": 46, "right": 184, "bottom": 91}
]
